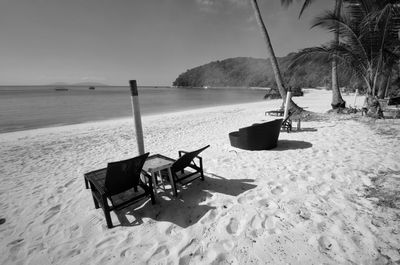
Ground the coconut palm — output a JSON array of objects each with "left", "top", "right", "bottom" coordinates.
[
  {"left": 282, "top": 0, "right": 346, "bottom": 109},
  {"left": 345, "top": 0, "right": 400, "bottom": 98},
  {"left": 250, "top": 0, "right": 302, "bottom": 112},
  {"left": 281, "top": 0, "right": 316, "bottom": 19},
  {"left": 290, "top": 1, "right": 400, "bottom": 102}
]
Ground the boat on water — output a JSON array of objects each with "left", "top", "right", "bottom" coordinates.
[{"left": 54, "top": 87, "right": 69, "bottom": 91}]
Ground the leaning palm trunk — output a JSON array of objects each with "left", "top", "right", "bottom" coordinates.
[
  {"left": 331, "top": 0, "right": 346, "bottom": 109},
  {"left": 250, "top": 0, "right": 302, "bottom": 112}
]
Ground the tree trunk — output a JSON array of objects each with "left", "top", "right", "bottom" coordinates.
[
  {"left": 331, "top": 0, "right": 346, "bottom": 109},
  {"left": 377, "top": 71, "right": 391, "bottom": 99},
  {"left": 250, "top": 0, "right": 302, "bottom": 112},
  {"left": 363, "top": 95, "right": 384, "bottom": 118}
]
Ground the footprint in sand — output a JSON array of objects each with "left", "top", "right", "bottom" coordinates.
[
  {"left": 237, "top": 191, "right": 256, "bottom": 204},
  {"left": 200, "top": 209, "right": 217, "bottom": 224},
  {"left": 43, "top": 204, "right": 61, "bottom": 224},
  {"left": 178, "top": 239, "right": 205, "bottom": 265},
  {"left": 313, "top": 183, "right": 331, "bottom": 196},
  {"left": 221, "top": 240, "right": 235, "bottom": 251},
  {"left": 226, "top": 218, "right": 241, "bottom": 235},
  {"left": 318, "top": 235, "right": 334, "bottom": 253},
  {"left": 271, "top": 186, "right": 284, "bottom": 195},
  {"left": 256, "top": 199, "right": 279, "bottom": 213},
  {"left": 298, "top": 207, "right": 311, "bottom": 220},
  {"left": 64, "top": 179, "right": 74, "bottom": 188},
  {"left": 95, "top": 236, "right": 119, "bottom": 249},
  {"left": 7, "top": 239, "right": 25, "bottom": 260},
  {"left": 150, "top": 245, "right": 169, "bottom": 261},
  {"left": 120, "top": 247, "right": 133, "bottom": 258},
  {"left": 210, "top": 253, "right": 238, "bottom": 265}
]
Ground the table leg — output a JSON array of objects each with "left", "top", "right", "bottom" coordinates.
[
  {"left": 168, "top": 168, "right": 177, "bottom": 197},
  {"left": 151, "top": 172, "right": 158, "bottom": 195},
  {"left": 297, "top": 119, "right": 301, "bottom": 130},
  {"left": 158, "top": 171, "right": 166, "bottom": 190}
]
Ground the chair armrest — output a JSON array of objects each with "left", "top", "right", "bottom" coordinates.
[
  {"left": 178, "top": 150, "right": 187, "bottom": 157},
  {"left": 84, "top": 168, "right": 107, "bottom": 196},
  {"left": 86, "top": 178, "right": 107, "bottom": 196},
  {"left": 141, "top": 170, "right": 152, "bottom": 181}
]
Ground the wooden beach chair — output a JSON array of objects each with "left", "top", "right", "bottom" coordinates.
[
  {"left": 159, "top": 145, "right": 210, "bottom": 195},
  {"left": 84, "top": 153, "right": 155, "bottom": 228},
  {"left": 265, "top": 109, "right": 284, "bottom": 116},
  {"left": 281, "top": 111, "right": 294, "bottom": 133}
]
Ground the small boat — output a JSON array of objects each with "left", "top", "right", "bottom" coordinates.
[
  {"left": 54, "top": 87, "right": 69, "bottom": 91},
  {"left": 89, "top": 86, "right": 95, "bottom": 90}
]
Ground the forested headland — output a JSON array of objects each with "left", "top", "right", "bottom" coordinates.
[{"left": 173, "top": 53, "right": 399, "bottom": 95}]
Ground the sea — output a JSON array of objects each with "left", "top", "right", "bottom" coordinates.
[{"left": 0, "top": 86, "right": 267, "bottom": 133}]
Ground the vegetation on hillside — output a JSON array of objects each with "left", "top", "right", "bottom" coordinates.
[{"left": 172, "top": 54, "right": 353, "bottom": 90}]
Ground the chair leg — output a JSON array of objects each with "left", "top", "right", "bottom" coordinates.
[
  {"left": 200, "top": 160, "right": 205, "bottom": 181},
  {"left": 149, "top": 189, "right": 156, "bottom": 204},
  {"left": 103, "top": 208, "right": 113, "bottom": 229},
  {"left": 102, "top": 196, "right": 113, "bottom": 228},
  {"left": 168, "top": 169, "right": 178, "bottom": 197},
  {"left": 92, "top": 194, "right": 100, "bottom": 209},
  {"left": 84, "top": 177, "right": 89, "bottom": 189}
]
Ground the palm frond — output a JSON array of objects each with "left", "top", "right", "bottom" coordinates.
[{"left": 280, "top": 0, "right": 316, "bottom": 18}]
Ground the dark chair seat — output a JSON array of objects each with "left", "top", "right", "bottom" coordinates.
[
  {"left": 229, "top": 119, "right": 283, "bottom": 150},
  {"left": 84, "top": 153, "right": 155, "bottom": 228}
]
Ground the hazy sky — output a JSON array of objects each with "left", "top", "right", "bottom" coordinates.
[{"left": 0, "top": 0, "right": 333, "bottom": 85}]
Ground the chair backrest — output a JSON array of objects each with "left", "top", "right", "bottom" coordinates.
[
  {"left": 171, "top": 145, "right": 210, "bottom": 173},
  {"left": 282, "top": 110, "right": 295, "bottom": 125},
  {"left": 105, "top": 153, "right": 149, "bottom": 196}
]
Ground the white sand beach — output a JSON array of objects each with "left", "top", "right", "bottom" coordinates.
[{"left": 1, "top": 89, "right": 399, "bottom": 264}]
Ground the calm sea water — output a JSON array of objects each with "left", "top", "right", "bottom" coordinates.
[{"left": 0, "top": 86, "right": 266, "bottom": 133}]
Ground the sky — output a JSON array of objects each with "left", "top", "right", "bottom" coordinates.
[{"left": 0, "top": 0, "right": 334, "bottom": 86}]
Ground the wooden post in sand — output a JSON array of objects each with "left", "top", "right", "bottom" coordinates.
[
  {"left": 129, "top": 80, "right": 145, "bottom": 155},
  {"left": 283, "top": 91, "right": 292, "bottom": 120},
  {"left": 353, "top": 89, "right": 358, "bottom": 107}
]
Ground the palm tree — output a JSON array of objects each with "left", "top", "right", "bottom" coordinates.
[
  {"left": 345, "top": 0, "right": 400, "bottom": 98},
  {"left": 250, "top": 0, "right": 302, "bottom": 112},
  {"left": 282, "top": 0, "right": 346, "bottom": 109},
  {"left": 290, "top": 1, "right": 400, "bottom": 103}
]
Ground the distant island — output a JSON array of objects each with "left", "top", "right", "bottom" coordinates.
[{"left": 172, "top": 52, "right": 358, "bottom": 90}]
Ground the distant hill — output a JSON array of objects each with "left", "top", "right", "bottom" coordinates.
[{"left": 172, "top": 53, "right": 353, "bottom": 89}]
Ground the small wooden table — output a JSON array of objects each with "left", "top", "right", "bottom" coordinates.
[{"left": 143, "top": 154, "right": 177, "bottom": 196}]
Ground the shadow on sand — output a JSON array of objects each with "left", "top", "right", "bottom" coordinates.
[
  {"left": 288, "top": 128, "right": 318, "bottom": 133},
  {"left": 115, "top": 174, "right": 257, "bottom": 228},
  {"left": 275, "top": 140, "right": 313, "bottom": 151}
]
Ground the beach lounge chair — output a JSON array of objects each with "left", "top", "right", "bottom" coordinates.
[
  {"left": 229, "top": 119, "right": 283, "bottom": 150},
  {"left": 265, "top": 109, "right": 284, "bottom": 116},
  {"left": 84, "top": 153, "right": 155, "bottom": 228},
  {"left": 281, "top": 111, "right": 295, "bottom": 133},
  {"left": 159, "top": 145, "right": 210, "bottom": 195}
]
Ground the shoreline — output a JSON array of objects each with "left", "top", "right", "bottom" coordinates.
[
  {"left": 0, "top": 88, "right": 335, "bottom": 136},
  {"left": 0, "top": 88, "right": 362, "bottom": 135}
]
